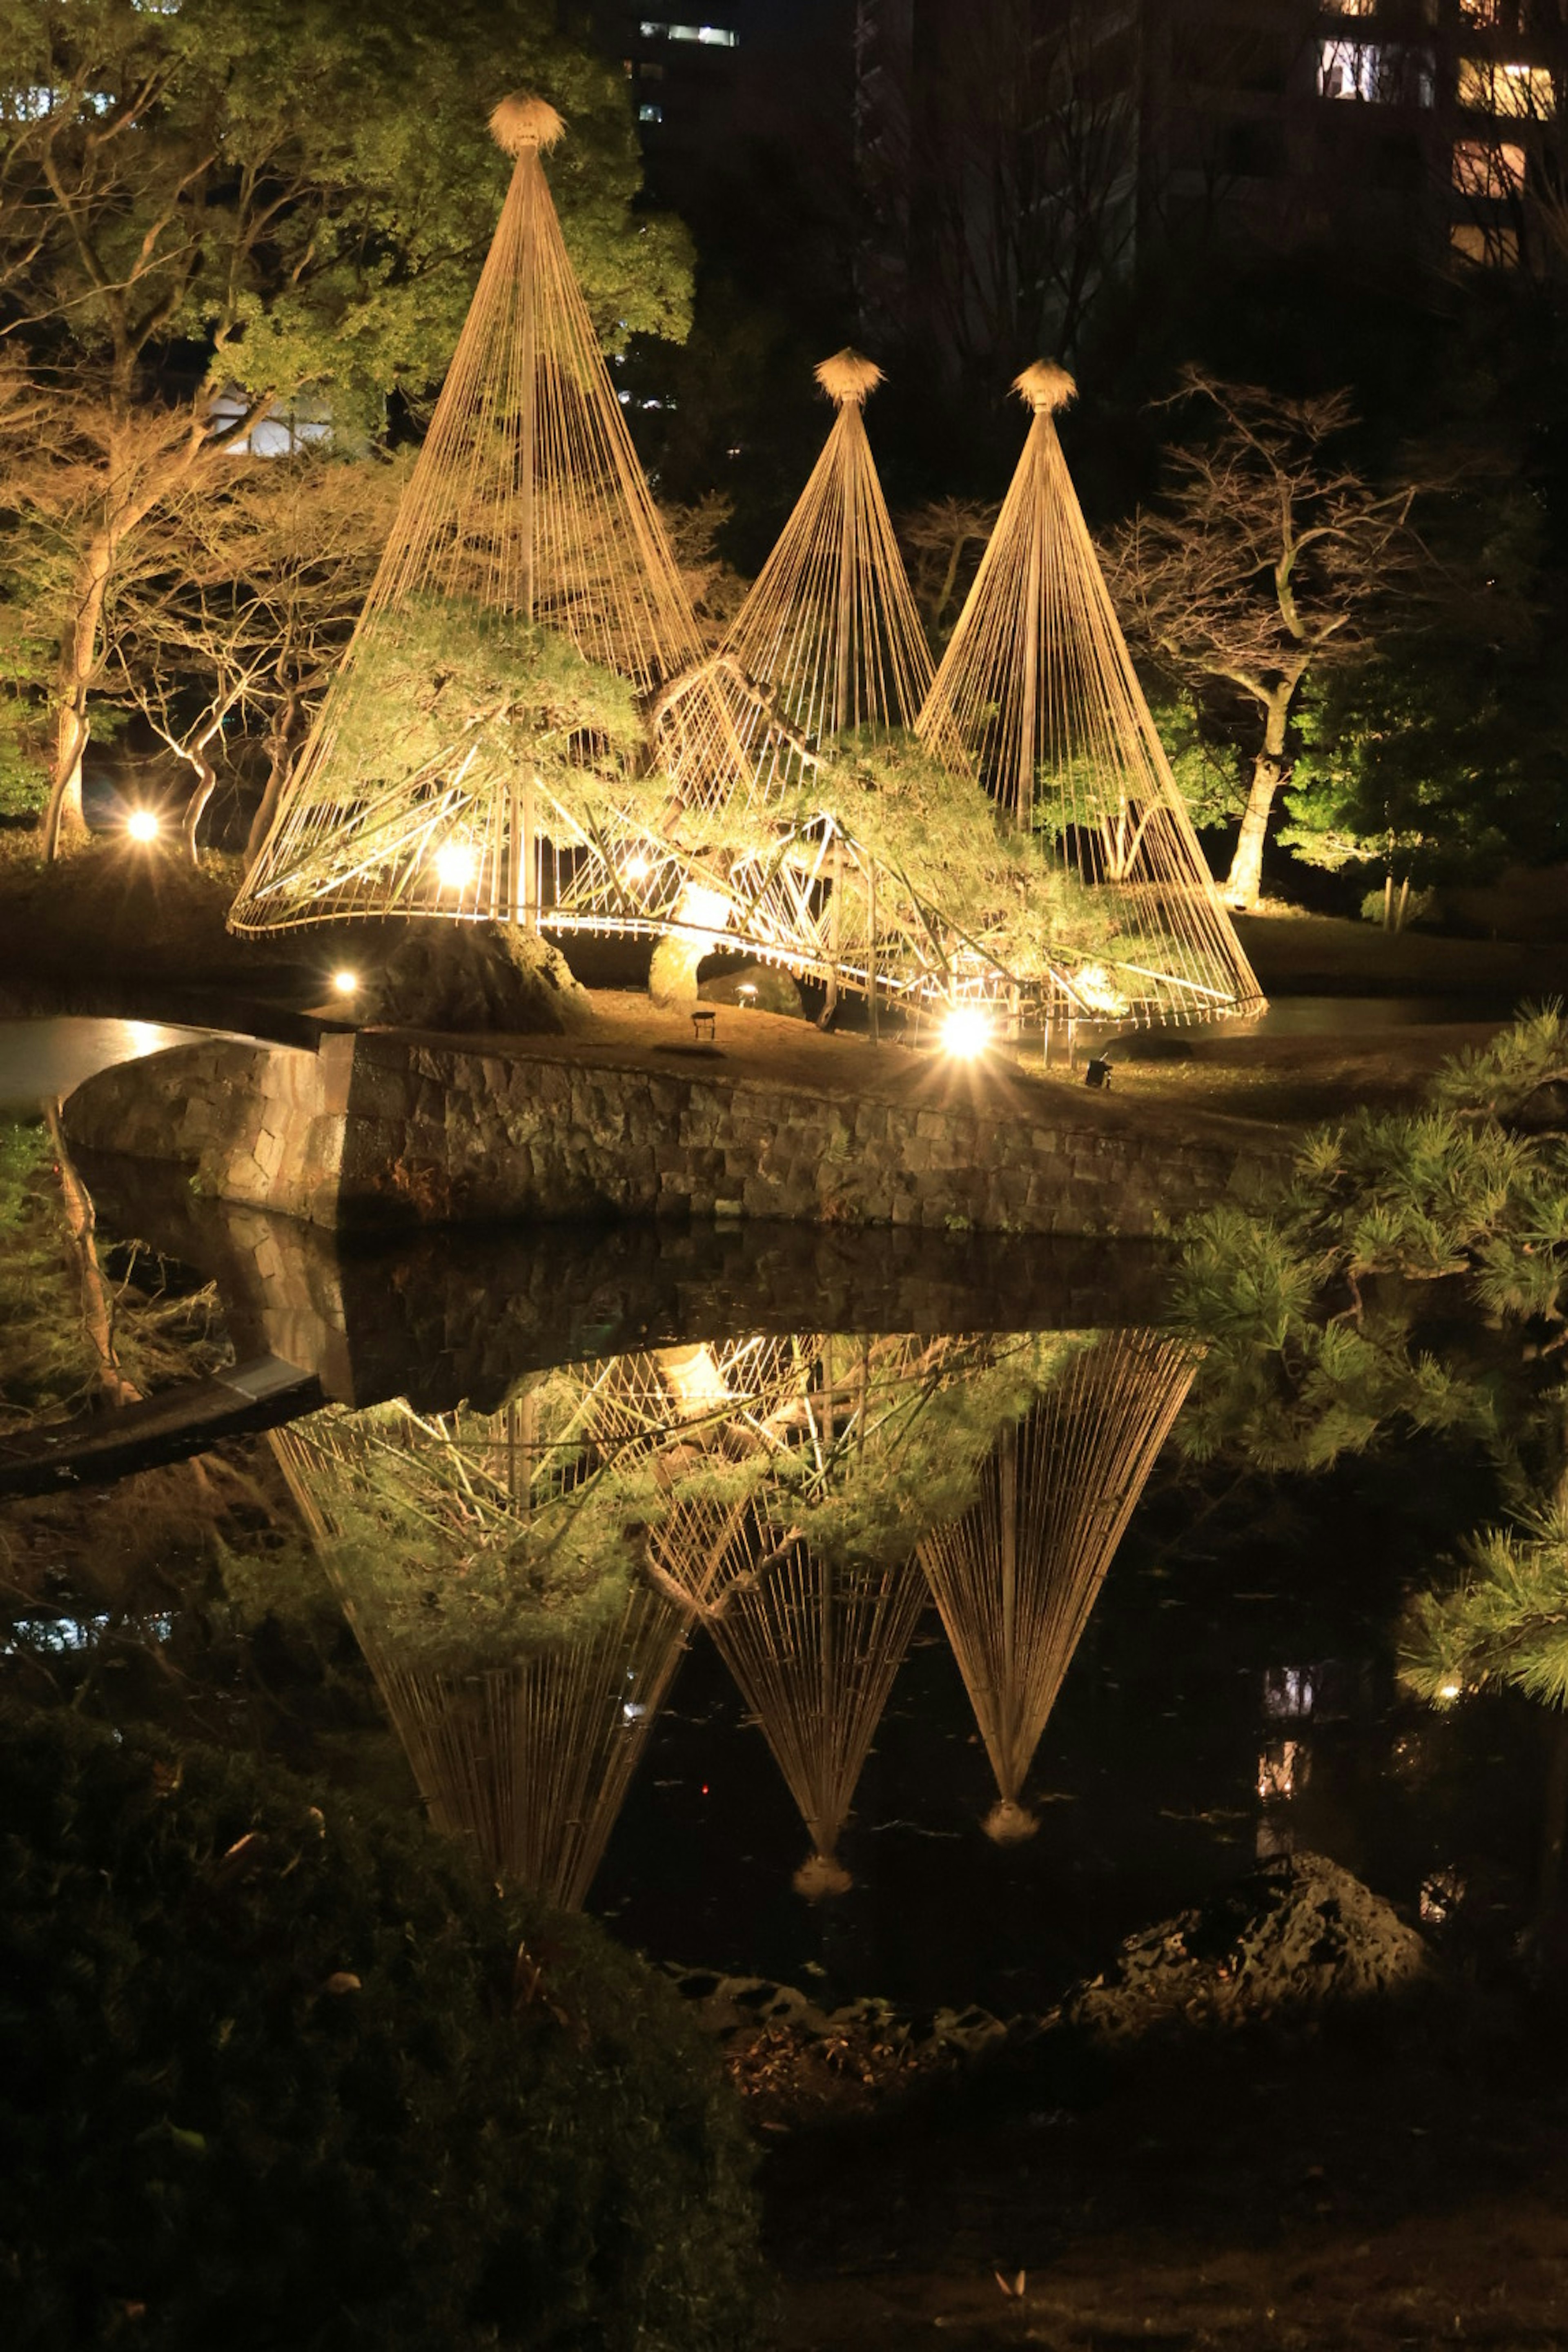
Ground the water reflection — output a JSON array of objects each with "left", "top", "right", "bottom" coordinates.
[
  {"left": 920, "top": 1332, "right": 1195, "bottom": 1844},
  {"left": 267, "top": 1328, "right": 1151, "bottom": 1915},
  {"left": 2, "top": 1113, "right": 1550, "bottom": 2008}
]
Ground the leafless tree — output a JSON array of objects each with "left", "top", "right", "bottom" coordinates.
[
  {"left": 909, "top": 0, "right": 1144, "bottom": 373},
  {"left": 99, "top": 455, "right": 401, "bottom": 868},
  {"left": 898, "top": 497, "right": 998, "bottom": 648},
  {"left": 1108, "top": 369, "right": 1422, "bottom": 911}
]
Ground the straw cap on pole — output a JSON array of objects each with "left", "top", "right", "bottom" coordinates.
[
  {"left": 490, "top": 92, "right": 566, "bottom": 154},
  {"left": 1012, "top": 359, "right": 1076, "bottom": 415},
  {"left": 814, "top": 349, "right": 884, "bottom": 408}
]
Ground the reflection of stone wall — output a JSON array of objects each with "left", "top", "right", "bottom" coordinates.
[{"left": 64, "top": 1030, "right": 1281, "bottom": 1240}]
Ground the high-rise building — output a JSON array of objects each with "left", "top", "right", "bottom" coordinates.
[
  {"left": 850, "top": 0, "right": 1568, "bottom": 375},
  {"left": 589, "top": 7, "right": 747, "bottom": 210}
]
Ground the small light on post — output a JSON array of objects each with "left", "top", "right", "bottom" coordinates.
[
  {"left": 331, "top": 968, "right": 359, "bottom": 999},
  {"left": 125, "top": 808, "right": 160, "bottom": 844},
  {"left": 940, "top": 1005, "right": 991, "bottom": 1062}
]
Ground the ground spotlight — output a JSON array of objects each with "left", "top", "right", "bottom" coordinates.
[
  {"left": 434, "top": 838, "right": 478, "bottom": 891},
  {"left": 940, "top": 1005, "right": 991, "bottom": 1061},
  {"left": 125, "top": 808, "right": 161, "bottom": 844}
]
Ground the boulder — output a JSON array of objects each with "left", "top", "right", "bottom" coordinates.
[
  {"left": 700, "top": 962, "right": 806, "bottom": 1019},
  {"left": 1065, "top": 1851, "right": 1431, "bottom": 2042},
  {"left": 374, "top": 922, "right": 593, "bottom": 1035}
]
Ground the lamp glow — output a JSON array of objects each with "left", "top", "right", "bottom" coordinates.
[
  {"left": 125, "top": 808, "right": 160, "bottom": 843},
  {"left": 622, "top": 852, "right": 652, "bottom": 883},
  {"left": 940, "top": 1005, "right": 991, "bottom": 1060},
  {"left": 1438, "top": 1679, "right": 1462, "bottom": 1702},
  {"left": 434, "top": 839, "right": 477, "bottom": 891},
  {"left": 332, "top": 968, "right": 359, "bottom": 997}
]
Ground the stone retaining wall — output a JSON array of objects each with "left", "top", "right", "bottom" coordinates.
[{"left": 63, "top": 1027, "right": 1284, "bottom": 1238}]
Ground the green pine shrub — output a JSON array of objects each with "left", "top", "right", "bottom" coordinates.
[{"left": 0, "top": 1702, "right": 759, "bottom": 2352}]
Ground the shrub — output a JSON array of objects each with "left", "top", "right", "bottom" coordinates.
[{"left": 0, "top": 1702, "right": 759, "bottom": 2351}]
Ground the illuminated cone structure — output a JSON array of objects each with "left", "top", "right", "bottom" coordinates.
[
  {"left": 920, "top": 364, "right": 1264, "bottom": 1026},
  {"left": 270, "top": 1339, "right": 800, "bottom": 1907},
  {"left": 231, "top": 94, "right": 745, "bottom": 940},
  {"left": 692, "top": 353, "right": 1067, "bottom": 1016},
  {"left": 917, "top": 1329, "right": 1195, "bottom": 1841}
]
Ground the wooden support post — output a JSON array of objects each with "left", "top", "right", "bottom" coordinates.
[
  {"left": 866, "top": 862, "right": 880, "bottom": 1045},
  {"left": 521, "top": 773, "right": 537, "bottom": 933}
]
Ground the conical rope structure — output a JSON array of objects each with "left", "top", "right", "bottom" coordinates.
[
  {"left": 917, "top": 1327, "right": 1196, "bottom": 1842},
  {"left": 920, "top": 363, "right": 1265, "bottom": 1027},
  {"left": 230, "top": 94, "right": 748, "bottom": 941},
  {"left": 269, "top": 1334, "right": 804, "bottom": 1907},
  {"left": 675, "top": 352, "right": 1048, "bottom": 1016}
]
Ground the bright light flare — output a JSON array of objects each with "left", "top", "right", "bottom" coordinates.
[
  {"left": 331, "top": 968, "right": 359, "bottom": 998},
  {"left": 621, "top": 852, "right": 652, "bottom": 884},
  {"left": 433, "top": 838, "right": 478, "bottom": 892},
  {"left": 1437, "top": 1678, "right": 1462, "bottom": 1703},
  {"left": 125, "top": 807, "right": 161, "bottom": 844},
  {"left": 940, "top": 1005, "right": 991, "bottom": 1060}
]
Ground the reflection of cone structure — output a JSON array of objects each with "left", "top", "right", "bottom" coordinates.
[
  {"left": 269, "top": 1336, "right": 800, "bottom": 1906},
  {"left": 919, "top": 363, "right": 1264, "bottom": 1027},
  {"left": 232, "top": 95, "right": 742, "bottom": 938},
  {"left": 712, "top": 1529, "right": 925, "bottom": 1898},
  {"left": 350, "top": 1588, "right": 686, "bottom": 1909},
  {"left": 657, "top": 1331, "right": 990, "bottom": 1894},
  {"left": 918, "top": 1330, "right": 1195, "bottom": 1838}
]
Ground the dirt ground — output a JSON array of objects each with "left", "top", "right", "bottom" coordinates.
[{"left": 760, "top": 2014, "right": 1568, "bottom": 2350}]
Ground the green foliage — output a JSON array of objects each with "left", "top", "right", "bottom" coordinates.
[
  {"left": 1277, "top": 628, "right": 1568, "bottom": 882},
  {"left": 0, "top": 577, "right": 54, "bottom": 820},
  {"left": 771, "top": 730, "right": 1134, "bottom": 985},
  {"left": 1172, "top": 1018, "right": 1568, "bottom": 1480},
  {"left": 1176, "top": 1013, "right": 1568, "bottom": 1722},
  {"left": 0, "top": 1119, "right": 232, "bottom": 1432},
  {"left": 0, "top": 1699, "right": 760, "bottom": 2352},
  {"left": 1401, "top": 1508, "right": 1568, "bottom": 1713},
  {"left": 0, "top": 1, "right": 691, "bottom": 421},
  {"left": 1142, "top": 678, "right": 1250, "bottom": 831},
  {"left": 1428, "top": 999, "right": 1568, "bottom": 1122},
  {"left": 0, "top": 1121, "right": 87, "bottom": 1426},
  {"left": 332, "top": 598, "right": 648, "bottom": 808},
  {"left": 766, "top": 1332, "right": 1090, "bottom": 1571}
]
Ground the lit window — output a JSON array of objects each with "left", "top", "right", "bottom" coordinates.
[
  {"left": 1457, "top": 59, "right": 1555, "bottom": 119},
  {"left": 639, "top": 19, "right": 739, "bottom": 43},
  {"left": 638, "top": 102, "right": 664, "bottom": 122},
  {"left": 1453, "top": 137, "right": 1526, "bottom": 196},
  {"left": 1319, "top": 40, "right": 1434, "bottom": 106},
  {"left": 1451, "top": 218, "right": 1521, "bottom": 264}
]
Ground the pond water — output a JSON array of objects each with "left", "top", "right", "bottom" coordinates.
[
  {"left": 0, "top": 1025, "right": 1548, "bottom": 2020},
  {"left": 0, "top": 1016, "right": 213, "bottom": 1111}
]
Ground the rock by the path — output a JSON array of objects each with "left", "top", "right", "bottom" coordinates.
[
  {"left": 699, "top": 962, "right": 806, "bottom": 1018},
  {"left": 1065, "top": 1851, "right": 1431, "bottom": 2043},
  {"left": 374, "top": 921, "right": 593, "bottom": 1035}
]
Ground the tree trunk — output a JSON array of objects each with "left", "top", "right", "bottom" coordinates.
[
  {"left": 180, "top": 752, "right": 217, "bottom": 868},
  {"left": 246, "top": 697, "right": 301, "bottom": 869},
  {"left": 1222, "top": 690, "right": 1293, "bottom": 912}
]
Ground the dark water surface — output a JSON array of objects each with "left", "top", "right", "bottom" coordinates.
[{"left": 0, "top": 1024, "right": 1546, "bottom": 2019}]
